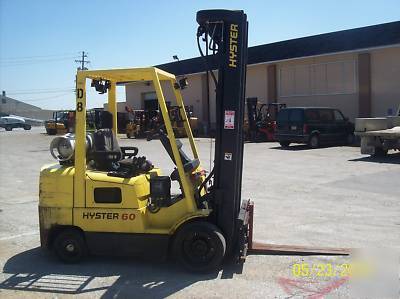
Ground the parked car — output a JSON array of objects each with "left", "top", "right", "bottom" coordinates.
[
  {"left": 0, "top": 116, "right": 31, "bottom": 131},
  {"left": 276, "top": 107, "right": 354, "bottom": 148}
]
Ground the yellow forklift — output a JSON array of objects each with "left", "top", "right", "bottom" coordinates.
[
  {"left": 45, "top": 110, "right": 74, "bottom": 135},
  {"left": 45, "top": 109, "right": 106, "bottom": 135},
  {"left": 40, "top": 66, "right": 217, "bottom": 270},
  {"left": 168, "top": 105, "right": 199, "bottom": 137},
  {"left": 39, "top": 9, "right": 348, "bottom": 272},
  {"left": 125, "top": 108, "right": 161, "bottom": 139}
]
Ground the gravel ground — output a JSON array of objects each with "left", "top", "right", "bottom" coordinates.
[{"left": 0, "top": 127, "right": 399, "bottom": 298}]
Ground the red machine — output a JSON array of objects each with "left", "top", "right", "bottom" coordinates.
[{"left": 246, "top": 98, "right": 286, "bottom": 142}]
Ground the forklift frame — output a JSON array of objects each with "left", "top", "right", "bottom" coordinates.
[{"left": 74, "top": 67, "right": 200, "bottom": 213}]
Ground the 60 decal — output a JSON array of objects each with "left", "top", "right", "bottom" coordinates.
[{"left": 121, "top": 213, "right": 136, "bottom": 220}]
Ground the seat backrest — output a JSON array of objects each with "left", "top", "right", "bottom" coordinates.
[
  {"left": 93, "top": 129, "right": 121, "bottom": 153},
  {"left": 90, "top": 111, "right": 122, "bottom": 170},
  {"left": 90, "top": 129, "right": 122, "bottom": 170}
]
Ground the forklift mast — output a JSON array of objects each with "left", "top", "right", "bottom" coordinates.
[{"left": 196, "top": 10, "right": 248, "bottom": 254}]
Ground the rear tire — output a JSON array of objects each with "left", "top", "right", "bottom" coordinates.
[
  {"left": 24, "top": 125, "right": 31, "bottom": 130},
  {"left": 53, "top": 229, "right": 87, "bottom": 263},
  {"left": 279, "top": 141, "right": 290, "bottom": 148},
  {"left": 5, "top": 125, "right": 12, "bottom": 131},
  {"left": 173, "top": 221, "right": 226, "bottom": 273},
  {"left": 308, "top": 134, "right": 320, "bottom": 149}
]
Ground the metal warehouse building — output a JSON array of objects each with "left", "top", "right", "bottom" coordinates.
[{"left": 123, "top": 21, "right": 400, "bottom": 128}]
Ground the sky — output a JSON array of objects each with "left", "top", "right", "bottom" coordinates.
[{"left": 0, "top": 0, "right": 399, "bottom": 110}]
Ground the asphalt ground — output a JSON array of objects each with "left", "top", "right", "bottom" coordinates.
[{"left": 0, "top": 127, "right": 399, "bottom": 298}]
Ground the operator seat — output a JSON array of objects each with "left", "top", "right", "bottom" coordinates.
[
  {"left": 89, "top": 111, "right": 150, "bottom": 177},
  {"left": 90, "top": 111, "right": 122, "bottom": 171}
]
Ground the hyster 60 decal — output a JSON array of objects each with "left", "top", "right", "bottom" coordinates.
[{"left": 82, "top": 212, "right": 135, "bottom": 220}]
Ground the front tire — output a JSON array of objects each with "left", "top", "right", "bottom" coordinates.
[
  {"left": 24, "top": 125, "right": 31, "bottom": 130},
  {"left": 173, "top": 221, "right": 226, "bottom": 273},
  {"left": 53, "top": 229, "right": 87, "bottom": 263},
  {"left": 5, "top": 125, "right": 12, "bottom": 131}
]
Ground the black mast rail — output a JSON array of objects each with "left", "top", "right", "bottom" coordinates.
[{"left": 196, "top": 9, "right": 248, "bottom": 257}]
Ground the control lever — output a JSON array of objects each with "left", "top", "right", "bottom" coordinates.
[
  {"left": 146, "top": 126, "right": 166, "bottom": 141},
  {"left": 120, "top": 146, "right": 139, "bottom": 158}
]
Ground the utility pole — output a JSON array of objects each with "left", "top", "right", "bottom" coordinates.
[{"left": 75, "top": 51, "right": 90, "bottom": 70}]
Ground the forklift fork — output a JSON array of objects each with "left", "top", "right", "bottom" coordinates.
[{"left": 240, "top": 201, "right": 351, "bottom": 258}]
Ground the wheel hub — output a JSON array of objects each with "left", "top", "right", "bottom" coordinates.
[
  {"left": 192, "top": 239, "right": 208, "bottom": 256},
  {"left": 65, "top": 243, "right": 75, "bottom": 252},
  {"left": 311, "top": 137, "right": 318, "bottom": 147}
]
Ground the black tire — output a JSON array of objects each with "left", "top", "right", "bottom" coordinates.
[
  {"left": 53, "top": 229, "right": 87, "bottom": 263},
  {"left": 308, "top": 134, "right": 320, "bottom": 149},
  {"left": 24, "top": 125, "right": 31, "bottom": 130},
  {"left": 47, "top": 128, "right": 57, "bottom": 135},
  {"left": 372, "top": 147, "right": 388, "bottom": 157},
  {"left": 5, "top": 125, "right": 12, "bottom": 131},
  {"left": 126, "top": 133, "right": 132, "bottom": 139},
  {"left": 172, "top": 221, "right": 226, "bottom": 273},
  {"left": 279, "top": 141, "right": 290, "bottom": 148}
]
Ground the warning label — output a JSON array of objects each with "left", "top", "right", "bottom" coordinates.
[{"left": 224, "top": 110, "right": 235, "bottom": 129}]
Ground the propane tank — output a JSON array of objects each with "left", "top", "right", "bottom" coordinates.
[{"left": 50, "top": 133, "right": 93, "bottom": 162}]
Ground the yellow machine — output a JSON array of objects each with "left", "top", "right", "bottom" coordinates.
[
  {"left": 39, "top": 67, "right": 216, "bottom": 270},
  {"left": 45, "top": 109, "right": 104, "bottom": 135},
  {"left": 125, "top": 109, "right": 160, "bottom": 139},
  {"left": 169, "top": 106, "right": 199, "bottom": 137},
  {"left": 39, "top": 10, "right": 346, "bottom": 273},
  {"left": 45, "top": 110, "right": 74, "bottom": 135},
  {"left": 125, "top": 120, "right": 140, "bottom": 138}
]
